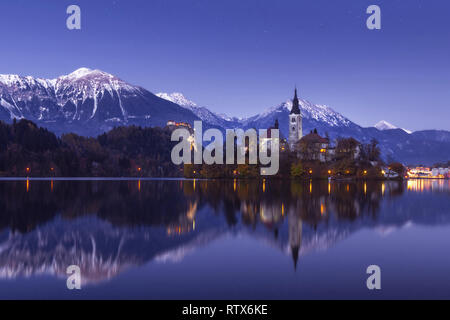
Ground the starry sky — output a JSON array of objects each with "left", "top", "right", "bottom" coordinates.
[{"left": 0, "top": 0, "right": 449, "bottom": 131}]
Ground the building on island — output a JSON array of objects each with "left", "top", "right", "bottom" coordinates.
[
  {"left": 166, "top": 120, "right": 192, "bottom": 130},
  {"left": 294, "top": 129, "right": 335, "bottom": 162},
  {"left": 407, "top": 167, "right": 450, "bottom": 179},
  {"left": 288, "top": 88, "right": 303, "bottom": 150},
  {"left": 265, "top": 118, "right": 288, "bottom": 152}
]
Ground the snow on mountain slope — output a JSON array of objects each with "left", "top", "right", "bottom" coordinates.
[
  {"left": 375, "top": 120, "right": 397, "bottom": 131},
  {"left": 1, "top": 69, "right": 449, "bottom": 164},
  {"left": 156, "top": 92, "right": 197, "bottom": 109},
  {"left": 374, "top": 120, "right": 412, "bottom": 134},
  {"left": 156, "top": 92, "right": 239, "bottom": 128},
  {"left": 246, "top": 99, "right": 352, "bottom": 128},
  {"left": 0, "top": 69, "right": 200, "bottom": 135}
]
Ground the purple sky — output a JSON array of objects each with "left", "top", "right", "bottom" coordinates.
[{"left": 0, "top": 0, "right": 449, "bottom": 131}]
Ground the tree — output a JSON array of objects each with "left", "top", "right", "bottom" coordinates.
[
  {"left": 389, "top": 162, "right": 406, "bottom": 177},
  {"left": 368, "top": 139, "right": 381, "bottom": 162},
  {"left": 335, "top": 137, "right": 360, "bottom": 162},
  {"left": 291, "top": 162, "right": 305, "bottom": 178}
]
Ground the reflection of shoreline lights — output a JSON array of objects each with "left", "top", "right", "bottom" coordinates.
[
  {"left": 167, "top": 202, "right": 197, "bottom": 236},
  {"left": 167, "top": 224, "right": 194, "bottom": 235},
  {"left": 381, "top": 183, "right": 385, "bottom": 196},
  {"left": 407, "top": 179, "right": 450, "bottom": 192}
]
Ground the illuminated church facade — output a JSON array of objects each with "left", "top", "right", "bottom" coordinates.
[{"left": 288, "top": 89, "right": 303, "bottom": 150}]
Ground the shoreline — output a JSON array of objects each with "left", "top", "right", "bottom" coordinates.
[{"left": 0, "top": 177, "right": 448, "bottom": 181}]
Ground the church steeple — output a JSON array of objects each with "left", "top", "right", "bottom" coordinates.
[
  {"left": 288, "top": 87, "right": 303, "bottom": 150},
  {"left": 290, "top": 88, "right": 301, "bottom": 115}
]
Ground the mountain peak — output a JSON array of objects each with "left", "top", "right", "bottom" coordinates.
[
  {"left": 70, "top": 67, "right": 94, "bottom": 77},
  {"left": 156, "top": 92, "right": 197, "bottom": 109},
  {"left": 374, "top": 120, "right": 413, "bottom": 134},
  {"left": 375, "top": 120, "right": 397, "bottom": 131},
  {"left": 61, "top": 68, "right": 114, "bottom": 81}
]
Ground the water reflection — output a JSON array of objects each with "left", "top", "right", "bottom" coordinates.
[{"left": 0, "top": 179, "right": 449, "bottom": 289}]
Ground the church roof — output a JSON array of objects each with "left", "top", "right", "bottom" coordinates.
[
  {"left": 290, "top": 88, "right": 301, "bottom": 115},
  {"left": 299, "top": 131, "right": 329, "bottom": 144}
]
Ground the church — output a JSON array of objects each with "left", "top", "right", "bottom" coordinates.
[
  {"left": 288, "top": 88, "right": 303, "bottom": 150},
  {"left": 287, "top": 89, "right": 333, "bottom": 162}
]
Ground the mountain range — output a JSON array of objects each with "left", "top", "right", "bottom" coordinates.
[{"left": 1, "top": 68, "right": 449, "bottom": 165}]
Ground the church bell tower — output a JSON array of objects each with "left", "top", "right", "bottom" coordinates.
[{"left": 288, "top": 88, "right": 303, "bottom": 150}]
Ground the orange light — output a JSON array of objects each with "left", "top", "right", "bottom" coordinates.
[
  {"left": 309, "top": 170, "right": 313, "bottom": 174},
  {"left": 328, "top": 170, "right": 332, "bottom": 175},
  {"left": 26, "top": 167, "right": 30, "bottom": 172},
  {"left": 50, "top": 167, "right": 54, "bottom": 171},
  {"left": 137, "top": 167, "right": 142, "bottom": 172},
  {"left": 363, "top": 170, "right": 367, "bottom": 175}
]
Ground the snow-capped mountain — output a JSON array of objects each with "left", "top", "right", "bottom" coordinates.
[
  {"left": 1, "top": 68, "right": 449, "bottom": 164},
  {"left": 0, "top": 68, "right": 200, "bottom": 135},
  {"left": 156, "top": 92, "right": 240, "bottom": 128},
  {"left": 240, "top": 99, "right": 359, "bottom": 141},
  {"left": 375, "top": 120, "right": 412, "bottom": 134},
  {"left": 156, "top": 92, "right": 197, "bottom": 109},
  {"left": 375, "top": 120, "right": 398, "bottom": 131}
]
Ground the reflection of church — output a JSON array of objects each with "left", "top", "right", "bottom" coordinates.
[{"left": 288, "top": 207, "right": 302, "bottom": 270}]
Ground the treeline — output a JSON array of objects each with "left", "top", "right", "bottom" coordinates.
[
  {"left": 0, "top": 119, "right": 180, "bottom": 177},
  {"left": 0, "top": 119, "right": 406, "bottom": 179},
  {"left": 184, "top": 137, "right": 405, "bottom": 180}
]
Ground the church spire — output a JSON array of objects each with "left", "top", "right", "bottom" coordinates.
[{"left": 290, "top": 88, "right": 301, "bottom": 115}]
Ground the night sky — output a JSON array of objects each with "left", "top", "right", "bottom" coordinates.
[{"left": 0, "top": 0, "right": 449, "bottom": 131}]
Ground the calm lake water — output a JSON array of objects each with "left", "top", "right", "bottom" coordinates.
[{"left": 0, "top": 178, "right": 449, "bottom": 299}]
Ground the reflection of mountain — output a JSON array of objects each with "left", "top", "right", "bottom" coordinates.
[
  {"left": 0, "top": 179, "right": 449, "bottom": 284},
  {"left": 0, "top": 209, "right": 228, "bottom": 284}
]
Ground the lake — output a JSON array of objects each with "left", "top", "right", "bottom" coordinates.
[{"left": 0, "top": 178, "right": 449, "bottom": 299}]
